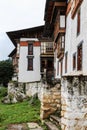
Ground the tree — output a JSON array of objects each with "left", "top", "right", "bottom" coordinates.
[{"left": 0, "top": 59, "right": 14, "bottom": 87}]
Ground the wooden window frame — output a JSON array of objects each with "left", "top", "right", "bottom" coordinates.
[
  {"left": 65, "top": 52, "right": 68, "bottom": 73},
  {"left": 27, "top": 57, "right": 33, "bottom": 71},
  {"left": 61, "top": 35, "right": 65, "bottom": 49},
  {"left": 28, "top": 43, "right": 33, "bottom": 55},
  {"left": 77, "top": 9, "right": 80, "bottom": 36},
  {"left": 59, "top": 10, "right": 65, "bottom": 29},
  {"left": 60, "top": 60, "right": 63, "bottom": 76},
  {"left": 73, "top": 53, "right": 76, "bottom": 70},
  {"left": 27, "top": 43, "right": 33, "bottom": 71},
  {"left": 77, "top": 43, "right": 82, "bottom": 71},
  {"left": 57, "top": 61, "right": 59, "bottom": 76}
]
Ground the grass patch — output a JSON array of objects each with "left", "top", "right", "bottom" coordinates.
[{"left": 0, "top": 98, "right": 41, "bottom": 130}]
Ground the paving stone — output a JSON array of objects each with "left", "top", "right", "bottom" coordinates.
[
  {"left": 30, "top": 128, "right": 43, "bottom": 130},
  {"left": 27, "top": 122, "right": 43, "bottom": 130},
  {"left": 8, "top": 122, "right": 43, "bottom": 130},
  {"left": 8, "top": 123, "right": 28, "bottom": 130}
]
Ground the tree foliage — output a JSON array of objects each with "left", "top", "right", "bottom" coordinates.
[{"left": 0, "top": 59, "right": 14, "bottom": 86}]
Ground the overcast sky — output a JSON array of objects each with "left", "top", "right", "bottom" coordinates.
[{"left": 0, "top": 0, "right": 46, "bottom": 60}]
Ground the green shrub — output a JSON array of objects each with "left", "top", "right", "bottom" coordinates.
[
  {"left": 0, "top": 113, "right": 5, "bottom": 122},
  {"left": 0, "top": 87, "right": 7, "bottom": 98}
]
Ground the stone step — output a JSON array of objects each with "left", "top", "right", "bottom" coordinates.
[
  {"left": 45, "top": 121, "right": 59, "bottom": 130},
  {"left": 50, "top": 115, "right": 61, "bottom": 126}
]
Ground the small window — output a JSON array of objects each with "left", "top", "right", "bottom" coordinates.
[
  {"left": 60, "top": 61, "right": 63, "bottom": 76},
  {"left": 28, "top": 43, "right": 33, "bottom": 55},
  {"left": 77, "top": 44, "right": 82, "bottom": 71},
  {"left": 77, "top": 9, "right": 80, "bottom": 36},
  {"left": 27, "top": 58, "right": 33, "bottom": 71},
  {"left": 65, "top": 52, "right": 68, "bottom": 73},
  {"left": 57, "top": 61, "right": 59, "bottom": 75},
  {"left": 27, "top": 43, "right": 33, "bottom": 71},
  {"left": 73, "top": 53, "right": 76, "bottom": 70},
  {"left": 61, "top": 35, "right": 65, "bottom": 48}
]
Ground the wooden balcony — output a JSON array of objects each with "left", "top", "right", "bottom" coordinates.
[
  {"left": 41, "top": 42, "right": 54, "bottom": 56},
  {"left": 41, "top": 48, "right": 53, "bottom": 55},
  {"left": 50, "top": 2, "right": 66, "bottom": 24},
  {"left": 53, "top": 19, "right": 65, "bottom": 41},
  {"left": 57, "top": 48, "right": 64, "bottom": 60},
  {"left": 71, "top": 0, "right": 83, "bottom": 19}
]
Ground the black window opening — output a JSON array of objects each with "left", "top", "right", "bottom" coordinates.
[
  {"left": 27, "top": 58, "right": 33, "bottom": 71},
  {"left": 73, "top": 53, "right": 76, "bottom": 70},
  {"left": 77, "top": 43, "right": 82, "bottom": 71},
  {"left": 27, "top": 43, "right": 33, "bottom": 71},
  {"left": 77, "top": 9, "right": 81, "bottom": 36},
  {"left": 65, "top": 52, "right": 68, "bottom": 73},
  {"left": 57, "top": 61, "right": 59, "bottom": 76},
  {"left": 60, "top": 61, "right": 63, "bottom": 76},
  {"left": 28, "top": 43, "right": 33, "bottom": 55}
]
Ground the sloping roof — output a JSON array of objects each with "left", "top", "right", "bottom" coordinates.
[
  {"left": 6, "top": 25, "right": 44, "bottom": 47},
  {"left": 8, "top": 48, "right": 16, "bottom": 57},
  {"left": 44, "top": 0, "right": 66, "bottom": 21}
]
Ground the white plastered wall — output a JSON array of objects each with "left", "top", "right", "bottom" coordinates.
[{"left": 18, "top": 39, "right": 41, "bottom": 82}]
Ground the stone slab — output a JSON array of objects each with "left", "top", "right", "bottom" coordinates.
[
  {"left": 8, "top": 123, "right": 28, "bottom": 130},
  {"left": 45, "top": 121, "right": 59, "bottom": 130},
  {"left": 27, "top": 122, "right": 43, "bottom": 130}
]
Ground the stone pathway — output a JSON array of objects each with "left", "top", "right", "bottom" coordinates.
[
  {"left": 27, "top": 123, "right": 43, "bottom": 130},
  {"left": 8, "top": 122, "right": 43, "bottom": 130}
]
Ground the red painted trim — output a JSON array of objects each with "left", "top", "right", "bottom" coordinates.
[
  {"left": 20, "top": 41, "right": 41, "bottom": 47},
  {"left": 20, "top": 41, "right": 28, "bottom": 46},
  {"left": 34, "top": 42, "right": 41, "bottom": 46}
]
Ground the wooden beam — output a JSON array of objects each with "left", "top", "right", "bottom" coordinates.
[
  {"left": 50, "top": 2, "right": 66, "bottom": 23},
  {"left": 54, "top": 2, "right": 66, "bottom": 7}
]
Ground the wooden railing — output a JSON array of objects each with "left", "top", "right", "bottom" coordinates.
[{"left": 41, "top": 43, "right": 53, "bottom": 54}]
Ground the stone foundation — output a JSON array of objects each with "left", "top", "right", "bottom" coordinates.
[
  {"left": 61, "top": 76, "right": 87, "bottom": 130},
  {"left": 2, "top": 82, "right": 26, "bottom": 104},
  {"left": 40, "top": 83, "right": 61, "bottom": 119},
  {"left": 24, "top": 81, "right": 61, "bottom": 120},
  {"left": 19, "top": 81, "right": 61, "bottom": 119},
  {"left": 25, "top": 81, "right": 48, "bottom": 100},
  {"left": 26, "top": 82, "right": 40, "bottom": 97}
]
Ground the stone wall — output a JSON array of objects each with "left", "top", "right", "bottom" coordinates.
[
  {"left": 2, "top": 82, "right": 26, "bottom": 104},
  {"left": 7, "top": 81, "right": 61, "bottom": 121},
  {"left": 61, "top": 76, "right": 87, "bottom": 130},
  {"left": 5, "top": 81, "right": 48, "bottom": 104},
  {"left": 40, "top": 83, "right": 61, "bottom": 119},
  {"left": 25, "top": 81, "right": 47, "bottom": 100},
  {"left": 23, "top": 81, "right": 61, "bottom": 119}
]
